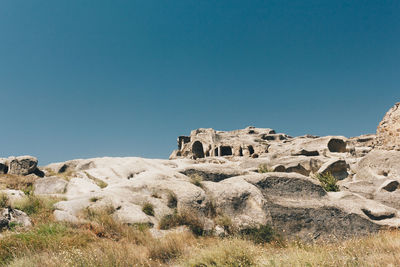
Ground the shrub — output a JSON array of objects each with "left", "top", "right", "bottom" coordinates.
[
  {"left": 258, "top": 164, "right": 272, "bottom": 173},
  {"left": 159, "top": 210, "right": 204, "bottom": 236},
  {"left": 0, "top": 193, "right": 10, "bottom": 208},
  {"left": 315, "top": 172, "right": 339, "bottom": 192},
  {"left": 142, "top": 202, "right": 155, "bottom": 216},
  {"left": 240, "top": 224, "right": 282, "bottom": 245},
  {"left": 167, "top": 191, "right": 178, "bottom": 208}
]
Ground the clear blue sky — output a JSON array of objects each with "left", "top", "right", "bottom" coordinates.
[{"left": 0, "top": 1, "right": 399, "bottom": 164}]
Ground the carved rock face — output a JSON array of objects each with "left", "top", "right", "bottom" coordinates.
[{"left": 376, "top": 102, "right": 400, "bottom": 150}]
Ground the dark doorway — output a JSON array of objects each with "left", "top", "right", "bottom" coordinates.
[{"left": 192, "top": 141, "right": 205, "bottom": 158}]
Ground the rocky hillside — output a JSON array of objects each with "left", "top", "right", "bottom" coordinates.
[{"left": 2, "top": 102, "right": 400, "bottom": 242}]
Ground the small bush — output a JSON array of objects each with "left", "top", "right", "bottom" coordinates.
[
  {"left": 315, "top": 172, "right": 339, "bottom": 192},
  {"left": 142, "top": 202, "right": 155, "bottom": 216},
  {"left": 167, "top": 191, "right": 178, "bottom": 208},
  {"left": 159, "top": 210, "right": 204, "bottom": 236},
  {"left": 240, "top": 224, "right": 282, "bottom": 244},
  {"left": 258, "top": 164, "right": 272, "bottom": 173},
  {"left": 0, "top": 193, "right": 10, "bottom": 208}
]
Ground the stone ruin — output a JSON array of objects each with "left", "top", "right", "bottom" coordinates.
[{"left": 170, "top": 127, "right": 290, "bottom": 159}]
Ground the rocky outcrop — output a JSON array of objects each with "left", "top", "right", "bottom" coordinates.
[
  {"left": 38, "top": 155, "right": 400, "bottom": 241},
  {"left": 376, "top": 102, "right": 400, "bottom": 150},
  {"left": 0, "top": 156, "right": 43, "bottom": 177},
  {"left": 33, "top": 177, "right": 68, "bottom": 195},
  {"left": 8, "top": 156, "right": 38, "bottom": 176},
  {"left": 22, "top": 102, "right": 400, "bottom": 241}
]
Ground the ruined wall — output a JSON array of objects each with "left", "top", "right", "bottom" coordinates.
[{"left": 169, "top": 126, "right": 287, "bottom": 159}]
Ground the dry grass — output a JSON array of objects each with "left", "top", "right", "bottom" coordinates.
[
  {"left": 3, "top": 221, "right": 400, "bottom": 266},
  {"left": 2, "top": 175, "right": 400, "bottom": 267},
  {"left": 0, "top": 193, "right": 10, "bottom": 208},
  {"left": 13, "top": 195, "right": 65, "bottom": 224},
  {"left": 159, "top": 209, "right": 204, "bottom": 236},
  {"left": 181, "top": 238, "right": 258, "bottom": 267},
  {"left": 0, "top": 174, "right": 37, "bottom": 195}
]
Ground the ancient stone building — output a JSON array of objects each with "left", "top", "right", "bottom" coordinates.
[{"left": 170, "top": 126, "right": 289, "bottom": 159}]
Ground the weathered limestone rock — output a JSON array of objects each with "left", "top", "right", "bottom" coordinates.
[
  {"left": 8, "top": 156, "right": 38, "bottom": 176},
  {"left": 376, "top": 102, "right": 400, "bottom": 150},
  {"left": 353, "top": 150, "right": 400, "bottom": 181},
  {"left": 0, "top": 208, "right": 31, "bottom": 230},
  {"left": 34, "top": 177, "right": 68, "bottom": 195},
  {"left": 41, "top": 156, "right": 400, "bottom": 241},
  {"left": 0, "top": 189, "right": 26, "bottom": 203},
  {"left": 202, "top": 176, "right": 269, "bottom": 228},
  {"left": 347, "top": 134, "right": 376, "bottom": 157},
  {"left": 268, "top": 136, "right": 348, "bottom": 158}
]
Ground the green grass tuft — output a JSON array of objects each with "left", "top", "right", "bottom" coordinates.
[
  {"left": 314, "top": 172, "right": 339, "bottom": 192},
  {"left": 142, "top": 202, "right": 155, "bottom": 216}
]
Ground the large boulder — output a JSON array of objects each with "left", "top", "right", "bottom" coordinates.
[
  {"left": 202, "top": 176, "right": 269, "bottom": 228},
  {"left": 376, "top": 102, "right": 400, "bottom": 150},
  {"left": 34, "top": 177, "right": 68, "bottom": 195},
  {"left": 8, "top": 156, "right": 38, "bottom": 176}
]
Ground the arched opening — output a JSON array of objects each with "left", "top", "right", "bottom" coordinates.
[
  {"left": 192, "top": 141, "right": 205, "bottom": 158},
  {"left": 248, "top": 145, "right": 254, "bottom": 155},
  {"left": 220, "top": 146, "right": 232, "bottom": 156},
  {"left": 214, "top": 147, "right": 219, "bottom": 156}
]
